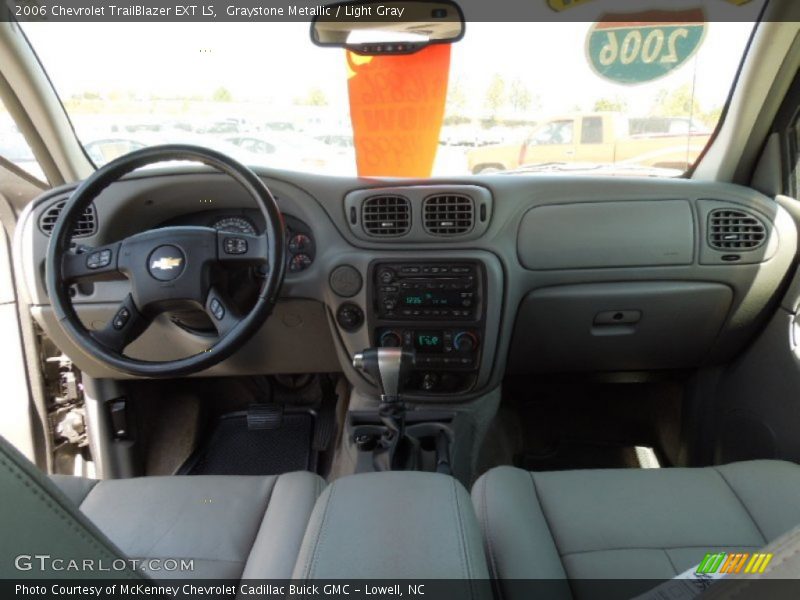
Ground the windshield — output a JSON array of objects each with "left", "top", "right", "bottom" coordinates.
[{"left": 21, "top": 20, "right": 756, "bottom": 178}]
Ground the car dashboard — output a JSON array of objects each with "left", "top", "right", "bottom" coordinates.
[{"left": 13, "top": 166, "right": 797, "bottom": 402}]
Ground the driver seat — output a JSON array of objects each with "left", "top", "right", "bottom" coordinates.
[{"left": 0, "top": 435, "right": 324, "bottom": 579}]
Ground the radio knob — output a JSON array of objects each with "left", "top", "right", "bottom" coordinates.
[
  {"left": 453, "top": 331, "right": 478, "bottom": 353},
  {"left": 379, "top": 330, "right": 403, "bottom": 348},
  {"left": 378, "top": 268, "right": 396, "bottom": 284}
]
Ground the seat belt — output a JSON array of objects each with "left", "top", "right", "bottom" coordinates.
[{"left": 632, "top": 526, "right": 800, "bottom": 600}]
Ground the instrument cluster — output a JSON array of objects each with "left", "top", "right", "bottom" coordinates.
[{"left": 161, "top": 210, "right": 316, "bottom": 274}]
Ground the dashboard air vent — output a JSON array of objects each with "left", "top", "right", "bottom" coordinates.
[
  {"left": 39, "top": 199, "right": 97, "bottom": 237},
  {"left": 362, "top": 195, "right": 410, "bottom": 237},
  {"left": 423, "top": 194, "right": 474, "bottom": 235},
  {"left": 708, "top": 208, "right": 766, "bottom": 251}
]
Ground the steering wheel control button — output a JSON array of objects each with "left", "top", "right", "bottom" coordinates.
[
  {"left": 112, "top": 307, "right": 130, "bottom": 330},
  {"left": 86, "top": 249, "right": 112, "bottom": 269},
  {"left": 330, "top": 265, "right": 363, "bottom": 298},
  {"left": 223, "top": 237, "right": 248, "bottom": 255},
  {"left": 209, "top": 298, "right": 225, "bottom": 321},
  {"left": 147, "top": 245, "right": 186, "bottom": 281},
  {"left": 336, "top": 303, "right": 364, "bottom": 332}
]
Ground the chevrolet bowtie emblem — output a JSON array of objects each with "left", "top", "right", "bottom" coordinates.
[{"left": 151, "top": 257, "right": 183, "bottom": 270}]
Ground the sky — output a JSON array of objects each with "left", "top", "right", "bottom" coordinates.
[{"left": 21, "top": 20, "right": 755, "bottom": 120}]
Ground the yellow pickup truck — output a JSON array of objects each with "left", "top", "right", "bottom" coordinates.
[{"left": 466, "top": 112, "right": 711, "bottom": 174}]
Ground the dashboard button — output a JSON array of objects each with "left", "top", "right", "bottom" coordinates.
[
  {"left": 336, "top": 303, "right": 364, "bottom": 331},
  {"left": 378, "top": 268, "right": 396, "bottom": 284},
  {"left": 209, "top": 298, "right": 225, "bottom": 321},
  {"left": 112, "top": 307, "right": 130, "bottom": 330},
  {"left": 330, "top": 265, "right": 362, "bottom": 297},
  {"left": 86, "top": 249, "right": 112, "bottom": 269}
]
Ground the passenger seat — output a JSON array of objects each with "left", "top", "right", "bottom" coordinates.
[{"left": 473, "top": 463, "right": 800, "bottom": 593}]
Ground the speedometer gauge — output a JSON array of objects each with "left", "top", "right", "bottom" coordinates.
[{"left": 213, "top": 216, "right": 256, "bottom": 234}]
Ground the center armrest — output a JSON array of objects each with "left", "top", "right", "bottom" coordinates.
[{"left": 292, "top": 471, "right": 490, "bottom": 586}]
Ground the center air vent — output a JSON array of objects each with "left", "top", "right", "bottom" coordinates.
[
  {"left": 38, "top": 199, "right": 97, "bottom": 237},
  {"left": 361, "top": 195, "right": 410, "bottom": 237},
  {"left": 423, "top": 194, "right": 474, "bottom": 235},
  {"left": 708, "top": 208, "right": 766, "bottom": 251}
]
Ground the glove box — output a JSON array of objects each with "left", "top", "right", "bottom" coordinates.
[{"left": 508, "top": 281, "right": 733, "bottom": 372}]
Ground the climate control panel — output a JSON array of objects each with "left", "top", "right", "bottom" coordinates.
[{"left": 377, "top": 328, "right": 480, "bottom": 371}]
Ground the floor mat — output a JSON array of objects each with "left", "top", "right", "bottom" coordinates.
[
  {"left": 181, "top": 411, "right": 316, "bottom": 476},
  {"left": 518, "top": 441, "right": 645, "bottom": 472}
]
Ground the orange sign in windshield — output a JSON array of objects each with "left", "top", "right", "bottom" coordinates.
[{"left": 346, "top": 44, "right": 451, "bottom": 177}]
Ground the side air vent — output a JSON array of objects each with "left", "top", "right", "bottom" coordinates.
[
  {"left": 39, "top": 199, "right": 97, "bottom": 237},
  {"left": 423, "top": 194, "right": 475, "bottom": 235},
  {"left": 361, "top": 195, "right": 410, "bottom": 237},
  {"left": 708, "top": 208, "right": 766, "bottom": 251}
]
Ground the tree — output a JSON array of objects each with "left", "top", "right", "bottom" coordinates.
[
  {"left": 446, "top": 78, "right": 468, "bottom": 113},
  {"left": 484, "top": 74, "right": 507, "bottom": 116},
  {"left": 211, "top": 86, "right": 233, "bottom": 102},
  {"left": 508, "top": 78, "right": 534, "bottom": 113},
  {"left": 702, "top": 105, "right": 723, "bottom": 128},
  {"left": 651, "top": 83, "right": 701, "bottom": 117},
  {"left": 593, "top": 96, "right": 628, "bottom": 112},
  {"left": 306, "top": 87, "right": 329, "bottom": 106},
  {"left": 293, "top": 87, "right": 329, "bottom": 106}
]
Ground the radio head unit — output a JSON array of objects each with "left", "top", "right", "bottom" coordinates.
[{"left": 374, "top": 262, "right": 478, "bottom": 321}]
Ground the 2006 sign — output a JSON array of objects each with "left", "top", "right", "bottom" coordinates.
[{"left": 587, "top": 11, "right": 707, "bottom": 85}]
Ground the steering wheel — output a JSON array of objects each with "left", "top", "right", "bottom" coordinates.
[{"left": 46, "top": 145, "right": 286, "bottom": 378}]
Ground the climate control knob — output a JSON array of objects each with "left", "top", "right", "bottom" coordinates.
[
  {"left": 453, "top": 331, "right": 478, "bottom": 353},
  {"left": 379, "top": 330, "right": 403, "bottom": 348}
]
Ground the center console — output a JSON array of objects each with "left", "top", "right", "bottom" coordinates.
[
  {"left": 293, "top": 471, "right": 490, "bottom": 581},
  {"left": 369, "top": 260, "right": 485, "bottom": 393}
]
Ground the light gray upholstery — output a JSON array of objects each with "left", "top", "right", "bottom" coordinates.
[
  {"left": 0, "top": 430, "right": 324, "bottom": 581},
  {"left": 51, "top": 471, "right": 325, "bottom": 579},
  {"left": 473, "top": 461, "right": 800, "bottom": 589},
  {"left": 293, "top": 471, "right": 490, "bottom": 593}
]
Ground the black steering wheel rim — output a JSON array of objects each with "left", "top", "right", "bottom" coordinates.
[{"left": 46, "top": 144, "right": 286, "bottom": 378}]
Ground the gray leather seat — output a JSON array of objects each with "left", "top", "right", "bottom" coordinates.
[
  {"left": 0, "top": 435, "right": 324, "bottom": 580},
  {"left": 473, "top": 461, "right": 800, "bottom": 587},
  {"left": 293, "top": 471, "right": 489, "bottom": 581},
  {"left": 50, "top": 472, "right": 324, "bottom": 579}
]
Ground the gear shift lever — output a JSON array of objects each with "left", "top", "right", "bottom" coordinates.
[
  {"left": 353, "top": 348, "right": 415, "bottom": 470},
  {"left": 353, "top": 348, "right": 415, "bottom": 402}
]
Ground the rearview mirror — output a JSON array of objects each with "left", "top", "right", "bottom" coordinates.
[{"left": 311, "top": 0, "right": 465, "bottom": 55}]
